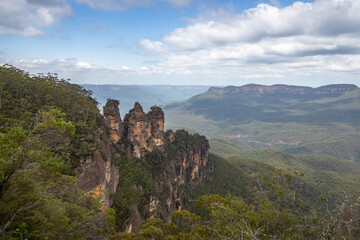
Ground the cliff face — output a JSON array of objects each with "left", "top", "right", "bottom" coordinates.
[
  {"left": 162, "top": 130, "right": 213, "bottom": 212},
  {"left": 123, "top": 129, "right": 213, "bottom": 232},
  {"left": 166, "top": 129, "right": 211, "bottom": 186},
  {"left": 75, "top": 127, "right": 119, "bottom": 209},
  {"left": 103, "top": 101, "right": 213, "bottom": 232},
  {"left": 75, "top": 100, "right": 124, "bottom": 209}
]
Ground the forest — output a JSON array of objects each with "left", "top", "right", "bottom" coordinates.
[{"left": 0, "top": 65, "right": 359, "bottom": 239}]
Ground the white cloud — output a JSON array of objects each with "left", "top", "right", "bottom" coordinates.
[
  {"left": 162, "top": 0, "right": 360, "bottom": 50},
  {"left": 139, "top": 39, "right": 164, "bottom": 52},
  {"left": 136, "top": 0, "right": 360, "bottom": 85},
  {"left": 16, "top": 59, "right": 50, "bottom": 68},
  {"left": 3, "top": 0, "right": 360, "bottom": 86},
  {"left": 4, "top": 58, "right": 161, "bottom": 84},
  {"left": 0, "top": 0, "right": 72, "bottom": 36},
  {"left": 76, "top": 62, "right": 99, "bottom": 70},
  {"left": 4, "top": 55, "right": 360, "bottom": 86}
]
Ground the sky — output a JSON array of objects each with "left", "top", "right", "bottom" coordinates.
[{"left": 0, "top": 0, "right": 360, "bottom": 87}]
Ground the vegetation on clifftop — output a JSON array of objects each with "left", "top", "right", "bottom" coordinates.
[{"left": 0, "top": 65, "right": 112, "bottom": 239}]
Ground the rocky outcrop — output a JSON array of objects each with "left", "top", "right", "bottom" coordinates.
[
  {"left": 148, "top": 106, "right": 165, "bottom": 148},
  {"left": 123, "top": 129, "right": 213, "bottom": 231},
  {"left": 103, "top": 101, "right": 165, "bottom": 158},
  {"left": 77, "top": 100, "right": 213, "bottom": 231},
  {"left": 166, "top": 129, "right": 211, "bottom": 186},
  {"left": 100, "top": 100, "right": 214, "bottom": 232},
  {"left": 123, "top": 102, "right": 165, "bottom": 158},
  {"left": 103, "top": 100, "right": 124, "bottom": 143}
]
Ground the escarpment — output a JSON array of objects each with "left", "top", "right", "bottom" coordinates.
[
  {"left": 208, "top": 84, "right": 358, "bottom": 96},
  {"left": 76, "top": 100, "right": 214, "bottom": 232}
]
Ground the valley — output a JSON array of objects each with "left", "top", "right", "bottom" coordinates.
[{"left": 1, "top": 66, "right": 359, "bottom": 239}]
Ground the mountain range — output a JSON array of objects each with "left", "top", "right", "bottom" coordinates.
[{"left": 164, "top": 83, "right": 360, "bottom": 161}]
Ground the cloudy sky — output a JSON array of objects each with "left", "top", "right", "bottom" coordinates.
[{"left": 1, "top": 0, "right": 360, "bottom": 86}]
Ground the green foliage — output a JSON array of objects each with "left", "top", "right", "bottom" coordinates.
[
  {"left": 14, "top": 223, "right": 44, "bottom": 240},
  {"left": 166, "top": 85, "right": 360, "bottom": 127},
  {"left": 35, "top": 108, "right": 75, "bottom": 137},
  {"left": 3, "top": 65, "right": 359, "bottom": 239},
  {"left": 106, "top": 208, "right": 117, "bottom": 233},
  {"left": 286, "top": 132, "right": 360, "bottom": 162},
  {"left": 117, "top": 169, "right": 360, "bottom": 239},
  {"left": 208, "top": 139, "right": 248, "bottom": 158},
  {"left": 143, "top": 150, "right": 168, "bottom": 176},
  {"left": 226, "top": 148, "right": 360, "bottom": 200},
  {"left": 110, "top": 129, "right": 212, "bottom": 232},
  {"left": 167, "top": 130, "right": 208, "bottom": 157},
  {"left": 111, "top": 155, "right": 157, "bottom": 230},
  {"left": 208, "top": 137, "right": 360, "bottom": 203},
  {"left": 0, "top": 66, "right": 113, "bottom": 239},
  {"left": 0, "top": 65, "right": 104, "bottom": 172},
  {"left": 171, "top": 210, "right": 201, "bottom": 233},
  {"left": 0, "top": 65, "right": 102, "bottom": 132},
  {"left": 0, "top": 123, "right": 111, "bottom": 239},
  {"left": 193, "top": 154, "right": 255, "bottom": 202}
]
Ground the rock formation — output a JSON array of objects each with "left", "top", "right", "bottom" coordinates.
[
  {"left": 103, "top": 100, "right": 165, "bottom": 158},
  {"left": 148, "top": 106, "right": 165, "bottom": 148},
  {"left": 103, "top": 100, "right": 124, "bottom": 143},
  {"left": 123, "top": 102, "right": 165, "bottom": 158},
  {"left": 77, "top": 100, "right": 213, "bottom": 231},
  {"left": 162, "top": 129, "right": 213, "bottom": 212},
  {"left": 123, "top": 128, "right": 213, "bottom": 232}
]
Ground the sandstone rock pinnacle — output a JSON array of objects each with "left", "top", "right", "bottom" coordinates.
[
  {"left": 123, "top": 102, "right": 165, "bottom": 158},
  {"left": 103, "top": 100, "right": 125, "bottom": 143}
]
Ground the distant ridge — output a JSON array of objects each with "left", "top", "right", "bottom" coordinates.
[
  {"left": 164, "top": 82, "right": 360, "bottom": 158},
  {"left": 82, "top": 84, "right": 211, "bottom": 114},
  {"left": 209, "top": 84, "right": 358, "bottom": 96}
]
